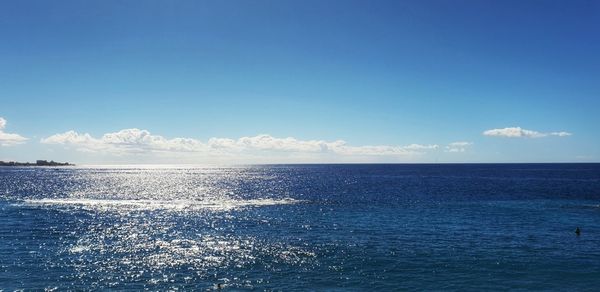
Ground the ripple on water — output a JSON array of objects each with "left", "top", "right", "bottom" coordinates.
[{"left": 13, "top": 197, "right": 315, "bottom": 289}]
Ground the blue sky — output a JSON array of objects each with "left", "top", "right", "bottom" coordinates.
[{"left": 1, "top": 0, "right": 598, "bottom": 164}]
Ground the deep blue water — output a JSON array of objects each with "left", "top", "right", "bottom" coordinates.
[{"left": 1, "top": 164, "right": 600, "bottom": 290}]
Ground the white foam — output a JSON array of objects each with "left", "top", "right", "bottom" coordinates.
[{"left": 22, "top": 197, "right": 301, "bottom": 211}]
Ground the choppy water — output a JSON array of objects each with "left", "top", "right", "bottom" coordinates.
[{"left": 1, "top": 164, "right": 600, "bottom": 290}]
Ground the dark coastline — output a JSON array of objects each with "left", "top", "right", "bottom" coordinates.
[{"left": 0, "top": 160, "right": 73, "bottom": 167}]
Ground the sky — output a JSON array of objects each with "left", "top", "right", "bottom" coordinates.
[{"left": 1, "top": 0, "right": 598, "bottom": 164}]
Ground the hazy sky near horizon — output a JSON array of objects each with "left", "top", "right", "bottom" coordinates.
[{"left": 1, "top": 0, "right": 599, "bottom": 164}]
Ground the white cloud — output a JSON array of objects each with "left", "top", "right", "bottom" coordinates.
[
  {"left": 483, "top": 127, "right": 572, "bottom": 138},
  {"left": 208, "top": 135, "right": 439, "bottom": 156},
  {"left": 549, "top": 131, "right": 572, "bottom": 137},
  {"left": 41, "top": 129, "right": 206, "bottom": 154},
  {"left": 0, "top": 117, "right": 28, "bottom": 146},
  {"left": 41, "top": 128, "right": 439, "bottom": 159},
  {"left": 445, "top": 141, "right": 472, "bottom": 153},
  {"left": 208, "top": 134, "right": 342, "bottom": 153},
  {"left": 403, "top": 144, "right": 440, "bottom": 150},
  {"left": 334, "top": 143, "right": 438, "bottom": 156}
]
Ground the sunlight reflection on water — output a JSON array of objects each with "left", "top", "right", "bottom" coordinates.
[
  {"left": 22, "top": 197, "right": 302, "bottom": 211},
  {"left": 4, "top": 167, "right": 316, "bottom": 289},
  {"left": 58, "top": 211, "right": 316, "bottom": 289}
]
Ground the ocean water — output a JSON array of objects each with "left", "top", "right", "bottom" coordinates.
[{"left": 1, "top": 164, "right": 600, "bottom": 290}]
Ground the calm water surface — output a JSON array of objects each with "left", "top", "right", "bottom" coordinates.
[{"left": 1, "top": 164, "right": 599, "bottom": 290}]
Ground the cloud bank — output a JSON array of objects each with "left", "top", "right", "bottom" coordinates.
[
  {"left": 41, "top": 129, "right": 204, "bottom": 153},
  {"left": 0, "top": 117, "right": 28, "bottom": 146},
  {"left": 483, "top": 127, "right": 571, "bottom": 138},
  {"left": 445, "top": 141, "right": 472, "bottom": 153},
  {"left": 41, "top": 128, "right": 439, "bottom": 160}
]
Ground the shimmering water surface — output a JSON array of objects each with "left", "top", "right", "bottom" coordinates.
[{"left": 1, "top": 164, "right": 600, "bottom": 290}]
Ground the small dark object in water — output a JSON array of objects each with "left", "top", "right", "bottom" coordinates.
[{"left": 575, "top": 227, "right": 581, "bottom": 236}]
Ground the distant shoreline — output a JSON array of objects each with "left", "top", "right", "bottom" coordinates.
[{"left": 0, "top": 160, "right": 74, "bottom": 167}]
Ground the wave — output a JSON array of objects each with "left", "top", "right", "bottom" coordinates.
[{"left": 20, "top": 197, "right": 302, "bottom": 211}]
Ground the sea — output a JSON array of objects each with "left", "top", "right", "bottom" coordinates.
[{"left": 1, "top": 164, "right": 599, "bottom": 290}]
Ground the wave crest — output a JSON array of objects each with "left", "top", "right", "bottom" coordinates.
[{"left": 21, "top": 197, "right": 301, "bottom": 211}]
